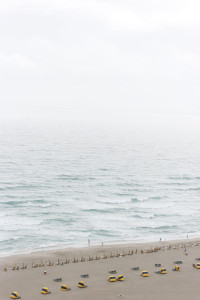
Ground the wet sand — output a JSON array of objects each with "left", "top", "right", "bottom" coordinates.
[{"left": 1, "top": 239, "right": 200, "bottom": 300}]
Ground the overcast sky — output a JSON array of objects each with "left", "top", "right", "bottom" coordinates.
[{"left": 0, "top": 0, "right": 200, "bottom": 119}]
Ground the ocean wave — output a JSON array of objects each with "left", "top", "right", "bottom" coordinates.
[
  {"left": 112, "top": 192, "right": 132, "bottom": 196},
  {"left": 148, "top": 196, "right": 163, "bottom": 200},
  {"left": 168, "top": 176, "right": 200, "bottom": 180},
  {"left": 56, "top": 174, "right": 84, "bottom": 181},
  {"left": 174, "top": 187, "right": 200, "bottom": 191},
  {"left": 41, "top": 218, "right": 75, "bottom": 225},
  {"left": 131, "top": 214, "right": 143, "bottom": 219},
  {"left": 159, "top": 182, "right": 186, "bottom": 186},
  {"left": 82, "top": 207, "right": 129, "bottom": 214},
  {"left": 0, "top": 200, "right": 26, "bottom": 206},
  {"left": 188, "top": 187, "right": 200, "bottom": 191},
  {"left": 138, "top": 225, "right": 178, "bottom": 230},
  {"left": 131, "top": 197, "right": 140, "bottom": 203}
]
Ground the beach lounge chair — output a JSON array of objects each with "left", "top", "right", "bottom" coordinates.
[
  {"left": 61, "top": 285, "right": 71, "bottom": 291},
  {"left": 109, "top": 270, "right": 117, "bottom": 274},
  {"left": 193, "top": 263, "right": 200, "bottom": 269},
  {"left": 41, "top": 287, "right": 51, "bottom": 294},
  {"left": 195, "top": 258, "right": 200, "bottom": 261},
  {"left": 108, "top": 276, "right": 116, "bottom": 282},
  {"left": 174, "top": 261, "right": 183, "bottom": 264},
  {"left": 95, "top": 255, "right": 100, "bottom": 260},
  {"left": 196, "top": 263, "right": 200, "bottom": 269},
  {"left": 117, "top": 275, "right": 124, "bottom": 281},
  {"left": 78, "top": 281, "right": 87, "bottom": 288},
  {"left": 173, "top": 265, "right": 180, "bottom": 271},
  {"left": 141, "top": 271, "right": 149, "bottom": 277},
  {"left": 81, "top": 274, "right": 89, "bottom": 278},
  {"left": 155, "top": 264, "right": 161, "bottom": 267},
  {"left": 53, "top": 277, "right": 62, "bottom": 282},
  {"left": 131, "top": 267, "right": 139, "bottom": 270},
  {"left": 10, "top": 292, "right": 21, "bottom": 299}
]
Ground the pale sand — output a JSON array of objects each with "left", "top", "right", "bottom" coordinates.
[{"left": 1, "top": 239, "right": 200, "bottom": 300}]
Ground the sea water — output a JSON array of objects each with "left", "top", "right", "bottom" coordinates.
[{"left": 0, "top": 116, "right": 200, "bottom": 256}]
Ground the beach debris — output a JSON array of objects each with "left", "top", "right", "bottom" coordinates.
[
  {"left": 117, "top": 275, "right": 124, "bottom": 281},
  {"left": 44, "top": 271, "right": 47, "bottom": 275},
  {"left": 95, "top": 255, "right": 100, "bottom": 260},
  {"left": 78, "top": 281, "right": 87, "bottom": 288},
  {"left": 64, "top": 258, "right": 70, "bottom": 264},
  {"left": 53, "top": 277, "right": 62, "bottom": 282},
  {"left": 87, "top": 256, "right": 93, "bottom": 261},
  {"left": 47, "top": 260, "right": 53, "bottom": 266},
  {"left": 80, "top": 256, "right": 85, "bottom": 262},
  {"left": 21, "top": 263, "right": 27, "bottom": 270},
  {"left": 41, "top": 287, "right": 51, "bottom": 294},
  {"left": 141, "top": 271, "right": 149, "bottom": 277},
  {"left": 131, "top": 267, "right": 139, "bottom": 271},
  {"left": 155, "top": 264, "right": 161, "bottom": 267},
  {"left": 10, "top": 291, "right": 21, "bottom": 299},
  {"left": 174, "top": 261, "right": 183, "bottom": 264},
  {"left": 61, "top": 285, "right": 71, "bottom": 291},
  {"left": 32, "top": 263, "right": 38, "bottom": 268},
  {"left": 116, "top": 252, "right": 120, "bottom": 257},
  {"left": 118, "top": 294, "right": 124, "bottom": 297},
  {"left": 109, "top": 270, "right": 117, "bottom": 274},
  {"left": 108, "top": 276, "right": 116, "bottom": 282},
  {"left": 173, "top": 265, "right": 180, "bottom": 271},
  {"left": 81, "top": 274, "right": 89, "bottom": 278},
  {"left": 73, "top": 257, "right": 78, "bottom": 263},
  {"left": 155, "top": 268, "right": 167, "bottom": 274},
  {"left": 39, "top": 261, "right": 45, "bottom": 267},
  {"left": 128, "top": 250, "right": 133, "bottom": 255},
  {"left": 12, "top": 264, "right": 16, "bottom": 271},
  {"left": 4, "top": 266, "right": 7, "bottom": 272}
]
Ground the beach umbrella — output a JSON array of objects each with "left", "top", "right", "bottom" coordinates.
[
  {"left": 61, "top": 285, "right": 71, "bottom": 291},
  {"left": 78, "top": 281, "right": 87, "bottom": 288},
  {"left": 160, "top": 268, "right": 167, "bottom": 274},
  {"left": 117, "top": 275, "right": 124, "bottom": 281},
  {"left": 108, "top": 276, "right": 116, "bottom": 282},
  {"left": 10, "top": 292, "right": 21, "bottom": 299},
  {"left": 41, "top": 287, "right": 51, "bottom": 294},
  {"left": 141, "top": 271, "right": 149, "bottom": 277}
]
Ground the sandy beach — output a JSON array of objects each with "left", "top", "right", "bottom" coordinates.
[{"left": 1, "top": 239, "right": 200, "bottom": 299}]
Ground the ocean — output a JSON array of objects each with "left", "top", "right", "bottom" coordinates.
[{"left": 0, "top": 115, "right": 200, "bottom": 256}]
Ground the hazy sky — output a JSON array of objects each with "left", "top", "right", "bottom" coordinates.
[{"left": 0, "top": 0, "right": 200, "bottom": 118}]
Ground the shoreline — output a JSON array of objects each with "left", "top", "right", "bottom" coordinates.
[
  {"left": 1, "top": 237, "right": 199, "bottom": 267},
  {"left": 0, "top": 233, "right": 198, "bottom": 259}
]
